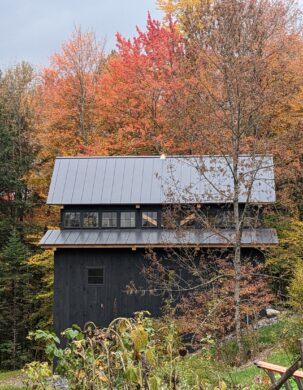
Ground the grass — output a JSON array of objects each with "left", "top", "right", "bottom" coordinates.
[
  {"left": 0, "top": 385, "right": 25, "bottom": 390},
  {"left": 228, "top": 349, "right": 298, "bottom": 386},
  {"left": 0, "top": 372, "right": 20, "bottom": 382},
  {"left": 176, "top": 316, "right": 303, "bottom": 388}
]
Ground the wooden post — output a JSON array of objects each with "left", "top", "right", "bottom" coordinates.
[{"left": 269, "top": 339, "right": 303, "bottom": 390}]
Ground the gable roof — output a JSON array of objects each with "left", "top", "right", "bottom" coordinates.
[{"left": 46, "top": 155, "right": 275, "bottom": 205}]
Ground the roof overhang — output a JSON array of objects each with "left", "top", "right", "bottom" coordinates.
[{"left": 40, "top": 228, "right": 278, "bottom": 249}]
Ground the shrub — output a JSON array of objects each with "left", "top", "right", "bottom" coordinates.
[
  {"left": 27, "top": 312, "right": 191, "bottom": 389},
  {"left": 22, "top": 361, "right": 53, "bottom": 390},
  {"left": 288, "top": 263, "right": 303, "bottom": 313}
]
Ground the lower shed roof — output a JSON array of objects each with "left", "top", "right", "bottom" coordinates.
[{"left": 40, "top": 228, "right": 278, "bottom": 248}]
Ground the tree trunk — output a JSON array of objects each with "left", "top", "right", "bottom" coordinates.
[
  {"left": 79, "top": 76, "right": 87, "bottom": 144},
  {"left": 12, "top": 279, "right": 17, "bottom": 370},
  {"left": 233, "top": 142, "right": 242, "bottom": 351},
  {"left": 233, "top": 240, "right": 242, "bottom": 351}
]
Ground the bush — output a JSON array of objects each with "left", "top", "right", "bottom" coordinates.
[
  {"left": 26, "top": 312, "right": 195, "bottom": 389},
  {"left": 288, "top": 263, "right": 303, "bottom": 313},
  {"left": 22, "top": 361, "right": 53, "bottom": 390},
  {"left": 279, "top": 316, "right": 303, "bottom": 356}
]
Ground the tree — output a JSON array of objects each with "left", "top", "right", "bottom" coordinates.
[
  {"left": 140, "top": 246, "right": 273, "bottom": 345},
  {"left": 176, "top": 0, "right": 302, "bottom": 349},
  {"left": 27, "top": 250, "right": 54, "bottom": 330},
  {"left": 37, "top": 27, "right": 105, "bottom": 148},
  {"left": 159, "top": 0, "right": 303, "bottom": 213},
  {"left": 34, "top": 27, "right": 106, "bottom": 202},
  {"left": 0, "top": 62, "right": 37, "bottom": 248},
  {"left": 97, "top": 14, "right": 186, "bottom": 154},
  {"left": 133, "top": 0, "right": 302, "bottom": 350},
  {"left": 267, "top": 219, "right": 303, "bottom": 298},
  {"left": 0, "top": 230, "right": 30, "bottom": 369}
]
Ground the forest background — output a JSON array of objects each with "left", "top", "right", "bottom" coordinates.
[{"left": 0, "top": 0, "right": 303, "bottom": 370}]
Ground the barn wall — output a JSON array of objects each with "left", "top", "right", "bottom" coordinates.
[
  {"left": 54, "top": 248, "right": 162, "bottom": 334},
  {"left": 54, "top": 247, "right": 264, "bottom": 335}
]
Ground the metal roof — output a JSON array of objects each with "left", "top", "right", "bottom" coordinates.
[
  {"left": 40, "top": 228, "right": 278, "bottom": 248},
  {"left": 47, "top": 155, "right": 275, "bottom": 205}
]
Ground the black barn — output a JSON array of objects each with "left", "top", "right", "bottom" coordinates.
[{"left": 40, "top": 155, "right": 278, "bottom": 334}]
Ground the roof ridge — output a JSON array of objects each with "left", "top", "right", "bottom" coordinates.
[{"left": 55, "top": 154, "right": 273, "bottom": 159}]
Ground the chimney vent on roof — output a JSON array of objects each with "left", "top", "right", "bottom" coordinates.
[{"left": 160, "top": 153, "right": 166, "bottom": 160}]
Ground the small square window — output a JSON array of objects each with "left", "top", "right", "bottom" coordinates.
[
  {"left": 101, "top": 212, "right": 117, "bottom": 228},
  {"left": 83, "top": 212, "right": 99, "bottom": 228},
  {"left": 87, "top": 268, "right": 104, "bottom": 285},
  {"left": 142, "top": 211, "right": 158, "bottom": 228},
  {"left": 64, "top": 212, "right": 81, "bottom": 228},
  {"left": 120, "top": 211, "right": 136, "bottom": 228}
]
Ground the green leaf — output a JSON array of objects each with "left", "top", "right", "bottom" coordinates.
[
  {"left": 148, "top": 375, "right": 160, "bottom": 390},
  {"left": 131, "top": 325, "right": 148, "bottom": 352},
  {"left": 62, "top": 328, "right": 80, "bottom": 340},
  {"left": 125, "top": 366, "right": 139, "bottom": 383},
  {"left": 146, "top": 348, "right": 156, "bottom": 366}
]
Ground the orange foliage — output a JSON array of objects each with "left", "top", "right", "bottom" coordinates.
[
  {"left": 35, "top": 27, "right": 106, "bottom": 159},
  {"left": 177, "top": 259, "right": 273, "bottom": 340},
  {"left": 33, "top": 28, "right": 107, "bottom": 200},
  {"left": 32, "top": 9, "right": 303, "bottom": 212}
]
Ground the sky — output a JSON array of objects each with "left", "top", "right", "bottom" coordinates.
[{"left": 0, "top": 0, "right": 163, "bottom": 69}]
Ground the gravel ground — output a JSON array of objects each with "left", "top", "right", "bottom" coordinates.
[{"left": 0, "top": 372, "right": 25, "bottom": 389}]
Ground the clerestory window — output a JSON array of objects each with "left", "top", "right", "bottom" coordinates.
[
  {"left": 142, "top": 211, "right": 158, "bottom": 228},
  {"left": 101, "top": 212, "right": 118, "bottom": 228},
  {"left": 83, "top": 212, "right": 99, "bottom": 228},
  {"left": 120, "top": 211, "right": 136, "bottom": 228},
  {"left": 64, "top": 212, "right": 81, "bottom": 228}
]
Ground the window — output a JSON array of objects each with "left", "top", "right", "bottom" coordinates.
[
  {"left": 142, "top": 211, "right": 158, "bottom": 228},
  {"left": 120, "top": 211, "right": 136, "bottom": 228},
  {"left": 87, "top": 268, "right": 104, "bottom": 285},
  {"left": 64, "top": 212, "right": 81, "bottom": 228},
  {"left": 83, "top": 212, "right": 99, "bottom": 228},
  {"left": 101, "top": 212, "right": 117, "bottom": 228},
  {"left": 220, "top": 210, "right": 234, "bottom": 227},
  {"left": 180, "top": 213, "right": 196, "bottom": 227}
]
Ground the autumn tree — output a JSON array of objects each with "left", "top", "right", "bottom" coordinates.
[
  {"left": 267, "top": 219, "right": 303, "bottom": 297},
  {"left": 33, "top": 27, "right": 106, "bottom": 203},
  {"left": 27, "top": 250, "right": 54, "bottom": 330},
  {"left": 139, "top": 245, "right": 273, "bottom": 346},
  {"left": 0, "top": 62, "right": 38, "bottom": 247},
  {"left": 35, "top": 27, "right": 105, "bottom": 154},
  {"left": 159, "top": 0, "right": 303, "bottom": 212},
  {"left": 184, "top": 0, "right": 301, "bottom": 348},
  {"left": 135, "top": 0, "right": 302, "bottom": 350},
  {"left": 97, "top": 14, "right": 187, "bottom": 154}
]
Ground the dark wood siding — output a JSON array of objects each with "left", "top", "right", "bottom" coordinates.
[
  {"left": 54, "top": 248, "right": 162, "bottom": 334},
  {"left": 54, "top": 247, "right": 264, "bottom": 335}
]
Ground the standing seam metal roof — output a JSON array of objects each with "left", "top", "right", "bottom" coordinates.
[
  {"left": 40, "top": 228, "right": 278, "bottom": 247},
  {"left": 46, "top": 155, "right": 276, "bottom": 205}
]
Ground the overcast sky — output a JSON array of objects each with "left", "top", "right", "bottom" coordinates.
[{"left": 0, "top": 0, "right": 163, "bottom": 69}]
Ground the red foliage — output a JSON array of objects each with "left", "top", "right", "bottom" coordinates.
[
  {"left": 97, "top": 14, "right": 187, "bottom": 154},
  {"left": 177, "top": 259, "right": 273, "bottom": 340}
]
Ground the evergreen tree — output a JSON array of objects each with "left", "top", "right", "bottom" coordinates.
[{"left": 0, "top": 230, "right": 31, "bottom": 369}]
